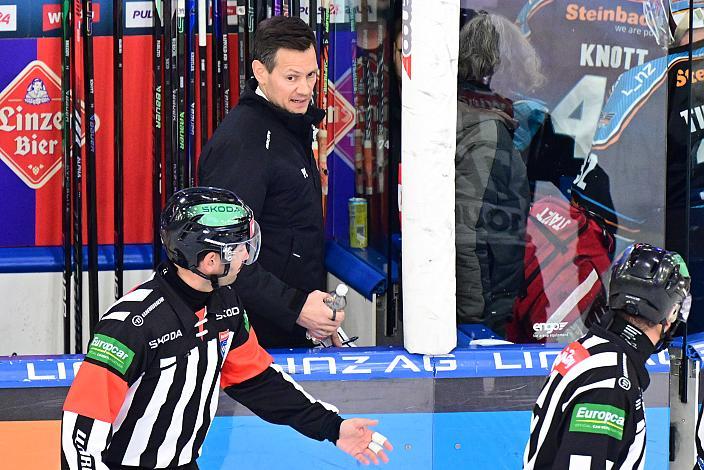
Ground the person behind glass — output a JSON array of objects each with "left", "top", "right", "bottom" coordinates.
[
  {"left": 454, "top": 11, "right": 530, "bottom": 337},
  {"left": 198, "top": 16, "right": 340, "bottom": 348},
  {"left": 524, "top": 243, "right": 691, "bottom": 469}
]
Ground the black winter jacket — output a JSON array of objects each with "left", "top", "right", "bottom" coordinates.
[
  {"left": 455, "top": 81, "right": 529, "bottom": 335},
  {"left": 198, "top": 79, "right": 326, "bottom": 348}
]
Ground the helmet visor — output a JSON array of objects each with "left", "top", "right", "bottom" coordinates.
[{"left": 204, "top": 220, "right": 261, "bottom": 266}]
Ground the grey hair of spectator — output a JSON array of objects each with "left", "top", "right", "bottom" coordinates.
[
  {"left": 488, "top": 13, "right": 546, "bottom": 97},
  {"left": 458, "top": 12, "right": 500, "bottom": 84}
]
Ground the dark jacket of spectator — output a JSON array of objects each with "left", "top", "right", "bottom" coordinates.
[{"left": 455, "top": 80, "right": 529, "bottom": 335}]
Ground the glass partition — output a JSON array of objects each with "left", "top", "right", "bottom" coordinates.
[{"left": 456, "top": 0, "right": 668, "bottom": 343}]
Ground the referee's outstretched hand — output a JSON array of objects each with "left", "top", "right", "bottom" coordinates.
[{"left": 336, "top": 418, "right": 393, "bottom": 465}]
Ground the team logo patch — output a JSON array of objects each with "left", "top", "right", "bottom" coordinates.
[
  {"left": 243, "top": 312, "right": 250, "bottom": 332},
  {"left": 86, "top": 333, "right": 135, "bottom": 374},
  {"left": 553, "top": 341, "right": 591, "bottom": 376},
  {"left": 219, "top": 330, "right": 230, "bottom": 357},
  {"left": 569, "top": 403, "right": 626, "bottom": 441}
]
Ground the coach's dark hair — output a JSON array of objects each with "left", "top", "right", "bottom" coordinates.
[{"left": 253, "top": 16, "right": 317, "bottom": 72}]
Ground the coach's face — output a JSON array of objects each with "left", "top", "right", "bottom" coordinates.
[{"left": 253, "top": 45, "right": 318, "bottom": 114}]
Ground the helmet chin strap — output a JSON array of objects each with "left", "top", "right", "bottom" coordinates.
[{"left": 191, "top": 263, "right": 231, "bottom": 291}]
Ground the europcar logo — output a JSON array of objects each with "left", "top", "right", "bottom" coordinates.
[
  {"left": 401, "top": 0, "right": 411, "bottom": 79},
  {"left": 0, "top": 61, "right": 100, "bottom": 189}
]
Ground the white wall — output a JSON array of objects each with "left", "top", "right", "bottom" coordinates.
[{"left": 0, "top": 269, "right": 152, "bottom": 355}]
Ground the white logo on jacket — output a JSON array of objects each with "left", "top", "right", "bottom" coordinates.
[{"left": 265, "top": 130, "right": 271, "bottom": 149}]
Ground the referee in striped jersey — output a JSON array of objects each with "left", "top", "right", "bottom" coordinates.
[
  {"left": 523, "top": 243, "right": 691, "bottom": 469},
  {"left": 61, "top": 187, "right": 392, "bottom": 469}
]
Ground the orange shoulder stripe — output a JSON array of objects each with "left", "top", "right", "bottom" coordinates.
[
  {"left": 220, "top": 327, "right": 273, "bottom": 388},
  {"left": 63, "top": 361, "right": 128, "bottom": 423}
]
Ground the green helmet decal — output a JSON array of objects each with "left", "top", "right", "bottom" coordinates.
[
  {"left": 671, "top": 253, "right": 690, "bottom": 278},
  {"left": 161, "top": 188, "right": 258, "bottom": 272},
  {"left": 187, "top": 203, "right": 249, "bottom": 227}
]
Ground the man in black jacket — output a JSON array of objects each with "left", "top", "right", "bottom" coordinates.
[
  {"left": 61, "top": 188, "right": 392, "bottom": 469},
  {"left": 523, "top": 243, "right": 691, "bottom": 469},
  {"left": 199, "top": 17, "right": 340, "bottom": 348}
]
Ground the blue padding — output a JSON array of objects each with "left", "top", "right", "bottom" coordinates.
[
  {"left": 0, "top": 341, "right": 685, "bottom": 389},
  {"left": 0, "top": 244, "right": 155, "bottom": 273},
  {"left": 324, "top": 240, "right": 386, "bottom": 299}
]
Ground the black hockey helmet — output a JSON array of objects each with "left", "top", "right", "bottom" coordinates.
[
  {"left": 609, "top": 243, "right": 691, "bottom": 349},
  {"left": 160, "top": 187, "right": 261, "bottom": 281}
]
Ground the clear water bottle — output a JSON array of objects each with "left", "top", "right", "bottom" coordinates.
[{"left": 325, "top": 283, "right": 348, "bottom": 320}]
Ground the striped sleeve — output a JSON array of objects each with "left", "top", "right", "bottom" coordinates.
[
  {"left": 221, "top": 321, "right": 343, "bottom": 442},
  {"left": 61, "top": 318, "right": 145, "bottom": 469},
  {"left": 61, "top": 361, "right": 128, "bottom": 470},
  {"left": 224, "top": 364, "right": 344, "bottom": 443}
]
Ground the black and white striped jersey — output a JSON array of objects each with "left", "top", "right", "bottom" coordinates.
[
  {"left": 523, "top": 322, "right": 651, "bottom": 470},
  {"left": 61, "top": 263, "right": 343, "bottom": 470}
]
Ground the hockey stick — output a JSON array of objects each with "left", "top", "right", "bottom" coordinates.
[
  {"left": 187, "top": 0, "right": 197, "bottom": 186},
  {"left": 360, "top": 0, "right": 373, "bottom": 197},
  {"left": 61, "top": 0, "right": 73, "bottom": 354},
  {"left": 220, "top": 0, "right": 231, "bottom": 114},
  {"left": 375, "top": 17, "right": 387, "bottom": 196},
  {"left": 317, "top": 0, "right": 330, "bottom": 216},
  {"left": 177, "top": 0, "right": 187, "bottom": 190},
  {"left": 154, "top": 0, "right": 164, "bottom": 268},
  {"left": 163, "top": 0, "right": 174, "bottom": 198},
  {"left": 308, "top": 0, "right": 316, "bottom": 30},
  {"left": 351, "top": 0, "right": 363, "bottom": 196},
  {"left": 237, "top": 0, "right": 246, "bottom": 95},
  {"left": 114, "top": 0, "right": 124, "bottom": 299},
  {"left": 82, "top": 0, "right": 100, "bottom": 333},
  {"left": 72, "top": 0, "right": 84, "bottom": 353},
  {"left": 198, "top": 0, "right": 208, "bottom": 147},
  {"left": 212, "top": 0, "right": 223, "bottom": 126},
  {"left": 247, "top": 0, "right": 255, "bottom": 80},
  {"left": 169, "top": 0, "right": 180, "bottom": 193}
]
